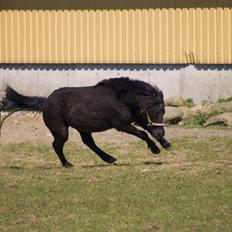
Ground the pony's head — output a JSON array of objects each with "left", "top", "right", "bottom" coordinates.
[{"left": 129, "top": 81, "right": 166, "bottom": 140}]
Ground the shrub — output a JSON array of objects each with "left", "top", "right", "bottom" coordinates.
[
  {"left": 182, "top": 110, "right": 225, "bottom": 127},
  {"left": 217, "top": 96, "right": 232, "bottom": 103},
  {"left": 183, "top": 98, "right": 195, "bottom": 108}
]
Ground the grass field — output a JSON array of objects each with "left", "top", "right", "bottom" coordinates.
[{"left": 0, "top": 137, "right": 232, "bottom": 232}]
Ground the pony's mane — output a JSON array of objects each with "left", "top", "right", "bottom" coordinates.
[{"left": 96, "top": 77, "right": 162, "bottom": 95}]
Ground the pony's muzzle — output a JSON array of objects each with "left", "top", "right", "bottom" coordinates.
[{"left": 150, "top": 127, "right": 165, "bottom": 140}]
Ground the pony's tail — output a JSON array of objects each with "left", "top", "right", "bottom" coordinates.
[
  {"left": 0, "top": 86, "right": 46, "bottom": 112},
  {"left": 0, "top": 86, "right": 47, "bottom": 135}
]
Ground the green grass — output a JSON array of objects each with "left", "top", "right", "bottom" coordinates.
[{"left": 0, "top": 138, "right": 232, "bottom": 232}]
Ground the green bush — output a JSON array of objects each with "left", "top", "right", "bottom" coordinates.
[
  {"left": 182, "top": 110, "right": 225, "bottom": 127},
  {"left": 217, "top": 96, "right": 232, "bottom": 103}
]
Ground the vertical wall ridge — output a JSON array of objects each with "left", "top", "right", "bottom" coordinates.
[{"left": 0, "top": 2, "right": 232, "bottom": 64}]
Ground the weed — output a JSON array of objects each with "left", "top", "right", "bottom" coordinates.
[{"left": 183, "top": 98, "right": 195, "bottom": 108}]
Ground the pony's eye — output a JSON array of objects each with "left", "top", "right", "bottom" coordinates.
[
  {"left": 153, "top": 104, "right": 163, "bottom": 113},
  {"left": 136, "top": 91, "right": 150, "bottom": 97}
]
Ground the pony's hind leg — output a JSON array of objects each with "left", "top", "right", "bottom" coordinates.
[
  {"left": 46, "top": 121, "right": 73, "bottom": 168},
  {"left": 80, "top": 132, "right": 117, "bottom": 164},
  {"left": 43, "top": 106, "right": 73, "bottom": 168},
  {"left": 52, "top": 132, "right": 73, "bottom": 168}
]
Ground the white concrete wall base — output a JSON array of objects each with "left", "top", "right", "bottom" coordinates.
[{"left": 0, "top": 64, "right": 232, "bottom": 104}]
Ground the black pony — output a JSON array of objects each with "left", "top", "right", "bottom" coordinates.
[{"left": 0, "top": 77, "right": 170, "bottom": 168}]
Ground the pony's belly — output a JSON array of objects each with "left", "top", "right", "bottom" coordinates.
[{"left": 69, "top": 120, "right": 112, "bottom": 133}]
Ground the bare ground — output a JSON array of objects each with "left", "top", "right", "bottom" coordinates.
[{"left": 1, "top": 113, "right": 232, "bottom": 145}]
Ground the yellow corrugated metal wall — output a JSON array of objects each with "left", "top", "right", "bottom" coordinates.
[{"left": 0, "top": 0, "right": 232, "bottom": 64}]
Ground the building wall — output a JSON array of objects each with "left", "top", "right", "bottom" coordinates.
[{"left": 0, "top": 0, "right": 232, "bottom": 64}]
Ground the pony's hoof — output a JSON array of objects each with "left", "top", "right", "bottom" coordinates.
[
  {"left": 161, "top": 141, "right": 171, "bottom": 150},
  {"left": 150, "top": 146, "right": 161, "bottom": 154},
  {"left": 151, "top": 149, "right": 160, "bottom": 155},
  {"left": 158, "top": 138, "right": 171, "bottom": 150},
  {"left": 106, "top": 157, "right": 117, "bottom": 164},
  {"left": 63, "top": 162, "right": 74, "bottom": 168}
]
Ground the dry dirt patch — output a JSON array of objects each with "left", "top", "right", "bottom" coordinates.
[{"left": 1, "top": 113, "right": 232, "bottom": 145}]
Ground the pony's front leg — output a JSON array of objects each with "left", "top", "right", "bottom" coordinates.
[
  {"left": 157, "top": 137, "right": 171, "bottom": 149},
  {"left": 117, "top": 125, "right": 160, "bottom": 154}
]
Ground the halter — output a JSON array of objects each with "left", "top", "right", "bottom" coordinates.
[{"left": 140, "top": 107, "right": 166, "bottom": 127}]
